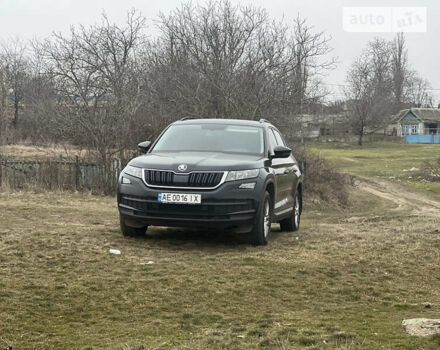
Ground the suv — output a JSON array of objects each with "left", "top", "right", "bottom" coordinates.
[{"left": 117, "top": 118, "right": 303, "bottom": 245}]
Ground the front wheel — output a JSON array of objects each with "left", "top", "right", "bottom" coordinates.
[
  {"left": 120, "top": 216, "right": 147, "bottom": 237},
  {"left": 280, "top": 192, "right": 301, "bottom": 232},
  {"left": 249, "top": 191, "right": 272, "bottom": 245}
]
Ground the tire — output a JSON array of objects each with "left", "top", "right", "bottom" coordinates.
[
  {"left": 249, "top": 191, "right": 272, "bottom": 245},
  {"left": 280, "top": 192, "right": 301, "bottom": 232},
  {"left": 120, "top": 215, "right": 147, "bottom": 237}
]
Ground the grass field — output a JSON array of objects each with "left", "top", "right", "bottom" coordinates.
[
  {"left": 0, "top": 143, "right": 87, "bottom": 160},
  {"left": 0, "top": 143, "right": 136, "bottom": 162},
  {"left": 308, "top": 142, "right": 440, "bottom": 201},
  {"left": 1, "top": 142, "right": 440, "bottom": 349}
]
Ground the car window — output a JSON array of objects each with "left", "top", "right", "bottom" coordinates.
[
  {"left": 272, "top": 128, "right": 286, "bottom": 146},
  {"left": 152, "top": 124, "right": 265, "bottom": 155},
  {"left": 267, "top": 129, "right": 278, "bottom": 150}
]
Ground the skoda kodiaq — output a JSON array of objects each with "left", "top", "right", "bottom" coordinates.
[{"left": 117, "top": 118, "right": 303, "bottom": 245}]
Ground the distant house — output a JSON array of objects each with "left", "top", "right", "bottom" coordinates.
[
  {"left": 396, "top": 108, "right": 440, "bottom": 143},
  {"left": 277, "top": 114, "right": 349, "bottom": 141},
  {"left": 397, "top": 108, "right": 440, "bottom": 135}
]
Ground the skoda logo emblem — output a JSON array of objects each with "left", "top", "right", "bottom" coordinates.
[{"left": 178, "top": 164, "right": 188, "bottom": 172}]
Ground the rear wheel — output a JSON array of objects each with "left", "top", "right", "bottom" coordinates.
[
  {"left": 249, "top": 191, "right": 272, "bottom": 245},
  {"left": 120, "top": 215, "right": 147, "bottom": 237},
  {"left": 280, "top": 192, "right": 301, "bottom": 232}
]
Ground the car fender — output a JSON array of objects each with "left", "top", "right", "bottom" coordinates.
[{"left": 261, "top": 171, "right": 276, "bottom": 206}]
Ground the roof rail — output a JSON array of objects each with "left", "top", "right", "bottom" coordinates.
[
  {"left": 259, "top": 118, "right": 270, "bottom": 123},
  {"left": 180, "top": 117, "right": 197, "bottom": 121}
]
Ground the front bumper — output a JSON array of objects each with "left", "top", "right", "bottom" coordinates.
[{"left": 117, "top": 174, "right": 265, "bottom": 229}]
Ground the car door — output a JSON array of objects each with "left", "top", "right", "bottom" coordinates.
[
  {"left": 266, "top": 128, "right": 284, "bottom": 208},
  {"left": 267, "top": 128, "right": 293, "bottom": 214},
  {"left": 271, "top": 128, "right": 298, "bottom": 213}
]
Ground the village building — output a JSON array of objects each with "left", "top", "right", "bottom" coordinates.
[{"left": 394, "top": 108, "right": 440, "bottom": 143}]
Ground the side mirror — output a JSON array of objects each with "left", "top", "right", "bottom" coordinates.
[
  {"left": 272, "top": 145, "right": 291, "bottom": 158},
  {"left": 138, "top": 141, "right": 152, "bottom": 154}
]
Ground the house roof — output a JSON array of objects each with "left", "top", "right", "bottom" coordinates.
[{"left": 397, "top": 108, "right": 440, "bottom": 122}]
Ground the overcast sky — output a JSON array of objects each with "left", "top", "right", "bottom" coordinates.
[{"left": 1, "top": 0, "right": 439, "bottom": 104}]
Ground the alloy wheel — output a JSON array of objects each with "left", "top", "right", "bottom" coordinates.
[{"left": 263, "top": 199, "right": 271, "bottom": 238}]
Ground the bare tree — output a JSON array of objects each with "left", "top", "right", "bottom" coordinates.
[
  {"left": 21, "top": 48, "right": 57, "bottom": 141},
  {"left": 1, "top": 3, "right": 337, "bottom": 152},
  {"left": 390, "top": 33, "right": 432, "bottom": 109},
  {"left": 1, "top": 39, "right": 29, "bottom": 128},
  {"left": 289, "top": 16, "right": 336, "bottom": 114},
  {"left": 391, "top": 33, "right": 408, "bottom": 107},
  {"left": 154, "top": 0, "right": 336, "bottom": 126},
  {"left": 37, "top": 10, "right": 147, "bottom": 179},
  {"left": 406, "top": 73, "right": 432, "bottom": 107},
  {"left": 0, "top": 53, "right": 7, "bottom": 141},
  {"left": 345, "top": 38, "right": 393, "bottom": 145},
  {"left": 156, "top": 0, "right": 272, "bottom": 119}
]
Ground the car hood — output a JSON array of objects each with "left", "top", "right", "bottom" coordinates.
[{"left": 129, "top": 152, "right": 266, "bottom": 172}]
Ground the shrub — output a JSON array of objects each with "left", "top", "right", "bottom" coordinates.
[
  {"left": 293, "top": 146, "right": 352, "bottom": 206},
  {"left": 423, "top": 158, "right": 440, "bottom": 182}
]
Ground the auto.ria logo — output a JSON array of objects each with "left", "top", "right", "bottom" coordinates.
[{"left": 178, "top": 164, "right": 188, "bottom": 172}]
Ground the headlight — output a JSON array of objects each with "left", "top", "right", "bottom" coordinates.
[
  {"left": 225, "top": 169, "right": 259, "bottom": 182},
  {"left": 123, "top": 165, "right": 143, "bottom": 178}
]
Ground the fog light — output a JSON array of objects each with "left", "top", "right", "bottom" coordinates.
[
  {"left": 122, "top": 176, "right": 131, "bottom": 184},
  {"left": 239, "top": 182, "right": 256, "bottom": 189}
]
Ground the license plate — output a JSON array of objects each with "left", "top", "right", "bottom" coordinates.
[{"left": 158, "top": 193, "right": 201, "bottom": 204}]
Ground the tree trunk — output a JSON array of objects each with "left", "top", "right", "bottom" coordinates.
[
  {"left": 358, "top": 120, "right": 364, "bottom": 146},
  {"left": 13, "top": 97, "right": 19, "bottom": 127},
  {"left": 358, "top": 128, "right": 364, "bottom": 146}
]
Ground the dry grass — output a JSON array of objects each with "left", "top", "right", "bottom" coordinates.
[
  {"left": 0, "top": 143, "right": 138, "bottom": 163},
  {"left": 0, "top": 143, "right": 89, "bottom": 161},
  {"left": 1, "top": 188, "right": 439, "bottom": 349}
]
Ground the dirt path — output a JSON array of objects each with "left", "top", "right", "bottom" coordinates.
[{"left": 355, "top": 176, "right": 440, "bottom": 218}]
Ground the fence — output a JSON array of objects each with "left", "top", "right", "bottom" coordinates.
[
  {"left": 406, "top": 134, "right": 440, "bottom": 144},
  {"left": 0, "top": 156, "right": 127, "bottom": 194}
]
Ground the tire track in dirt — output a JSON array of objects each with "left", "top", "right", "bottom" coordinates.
[{"left": 355, "top": 176, "right": 440, "bottom": 218}]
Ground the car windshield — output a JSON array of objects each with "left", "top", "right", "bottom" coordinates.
[{"left": 152, "top": 124, "right": 265, "bottom": 155}]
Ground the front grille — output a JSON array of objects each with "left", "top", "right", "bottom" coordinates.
[
  {"left": 188, "top": 172, "right": 223, "bottom": 187},
  {"left": 120, "top": 195, "right": 254, "bottom": 219},
  {"left": 144, "top": 170, "right": 174, "bottom": 186},
  {"left": 144, "top": 169, "right": 224, "bottom": 188}
]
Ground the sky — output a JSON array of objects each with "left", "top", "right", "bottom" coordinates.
[{"left": 1, "top": 0, "right": 439, "bottom": 104}]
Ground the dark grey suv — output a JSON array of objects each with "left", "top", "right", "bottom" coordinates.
[{"left": 117, "top": 118, "right": 303, "bottom": 245}]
